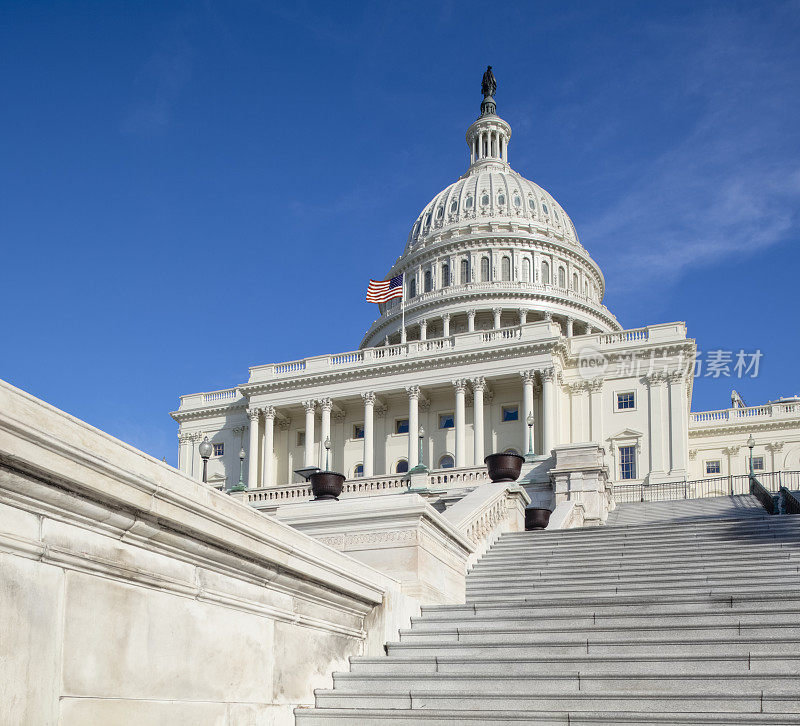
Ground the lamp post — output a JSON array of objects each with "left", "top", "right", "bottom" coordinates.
[
  {"left": 324, "top": 437, "right": 331, "bottom": 471},
  {"left": 526, "top": 412, "right": 535, "bottom": 456},
  {"left": 198, "top": 437, "right": 212, "bottom": 484},
  {"left": 418, "top": 426, "right": 425, "bottom": 469},
  {"left": 228, "top": 447, "right": 248, "bottom": 493},
  {"left": 747, "top": 434, "right": 755, "bottom": 477}
]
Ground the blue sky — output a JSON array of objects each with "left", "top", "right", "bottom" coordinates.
[{"left": 2, "top": 1, "right": 799, "bottom": 464}]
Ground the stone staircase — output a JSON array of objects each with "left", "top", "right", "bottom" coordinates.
[{"left": 296, "top": 496, "right": 800, "bottom": 725}]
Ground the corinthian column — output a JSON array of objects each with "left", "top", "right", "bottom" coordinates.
[
  {"left": 521, "top": 370, "right": 535, "bottom": 451},
  {"left": 667, "top": 372, "right": 688, "bottom": 475},
  {"left": 302, "top": 400, "right": 316, "bottom": 467},
  {"left": 540, "top": 367, "right": 556, "bottom": 456},
  {"left": 247, "top": 407, "right": 261, "bottom": 488},
  {"left": 262, "top": 406, "right": 275, "bottom": 487},
  {"left": 406, "top": 385, "right": 420, "bottom": 467},
  {"left": 453, "top": 379, "right": 467, "bottom": 467},
  {"left": 645, "top": 373, "right": 666, "bottom": 476},
  {"left": 472, "top": 377, "right": 486, "bottom": 464},
  {"left": 362, "top": 392, "right": 375, "bottom": 477},
  {"left": 319, "top": 398, "right": 332, "bottom": 469}
]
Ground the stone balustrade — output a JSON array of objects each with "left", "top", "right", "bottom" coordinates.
[
  {"left": 690, "top": 401, "right": 800, "bottom": 427},
  {"left": 246, "top": 465, "right": 491, "bottom": 512}
]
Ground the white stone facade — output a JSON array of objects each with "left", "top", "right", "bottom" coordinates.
[{"left": 172, "top": 84, "right": 800, "bottom": 500}]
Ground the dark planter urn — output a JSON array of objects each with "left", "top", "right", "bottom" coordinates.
[
  {"left": 484, "top": 452, "right": 525, "bottom": 483},
  {"left": 525, "top": 507, "right": 553, "bottom": 531},
  {"left": 310, "top": 471, "right": 345, "bottom": 501}
]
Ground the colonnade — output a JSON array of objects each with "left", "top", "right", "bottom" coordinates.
[
  {"left": 390, "top": 307, "right": 596, "bottom": 346},
  {"left": 244, "top": 367, "right": 562, "bottom": 489}
]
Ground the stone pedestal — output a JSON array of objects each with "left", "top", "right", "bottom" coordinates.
[
  {"left": 275, "top": 494, "right": 474, "bottom": 605},
  {"left": 550, "top": 443, "right": 611, "bottom": 526}
]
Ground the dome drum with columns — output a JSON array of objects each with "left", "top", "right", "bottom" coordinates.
[{"left": 359, "top": 72, "right": 620, "bottom": 349}]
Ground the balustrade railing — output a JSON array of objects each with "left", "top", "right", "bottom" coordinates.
[
  {"left": 613, "top": 470, "right": 800, "bottom": 504},
  {"left": 690, "top": 402, "right": 800, "bottom": 425},
  {"left": 202, "top": 389, "right": 238, "bottom": 403},
  {"left": 246, "top": 465, "right": 489, "bottom": 508}
]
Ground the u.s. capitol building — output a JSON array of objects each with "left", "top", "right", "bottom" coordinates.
[{"left": 172, "top": 70, "right": 800, "bottom": 514}]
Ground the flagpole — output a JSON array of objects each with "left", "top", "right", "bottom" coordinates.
[{"left": 401, "top": 277, "right": 406, "bottom": 344}]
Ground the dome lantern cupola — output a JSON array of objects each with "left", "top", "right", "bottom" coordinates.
[{"left": 466, "top": 66, "right": 511, "bottom": 172}]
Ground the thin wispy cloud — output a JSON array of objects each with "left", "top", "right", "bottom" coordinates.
[
  {"left": 120, "top": 22, "right": 194, "bottom": 135},
  {"left": 580, "top": 6, "right": 800, "bottom": 293}
]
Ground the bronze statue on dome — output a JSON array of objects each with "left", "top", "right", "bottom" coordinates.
[{"left": 481, "top": 65, "right": 497, "bottom": 98}]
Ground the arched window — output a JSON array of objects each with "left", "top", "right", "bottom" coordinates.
[
  {"left": 409, "top": 278, "right": 417, "bottom": 298},
  {"left": 572, "top": 272, "right": 578, "bottom": 290},
  {"left": 497, "top": 193, "right": 505, "bottom": 206},
  {"left": 541, "top": 260, "right": 550, "bottom": 285},
  {"left": 442, "top": 263, "right": 450, "bottom": 287},
  {"left": 354, "top": 464, "right": 364, "bottom": 478},
  {"left": 481, "top": 193, "right": 490, "bottom": 206},
  {"left": 584, "top": 281, "right": 589, "bottom": 296},
  {"left": 438, "top": 454, "right": 455, "bottom": 469},
  {"left": 395, "top": 459, "right": 409, "bottom": 474},
  {"left": 501, "top": 256, "right": 511, "bottom": 281},
  {"left": 522, "top": 258, "right": 531, "bottom": 282},
  {"left": 480, "top": 257, "right": 490, "bottom": 282},
  {"left": 465, "top": 195, "right": 473, "bottom": 209},
  {"left": 461, "top": 259, "right": 470, "bottom": 284},
  {"left": 436, "top": 206, "right": 443, "bottom": 220},
  {"left": 424, "top": 270, "right": 432, "bottom": 293},
  {"left": 558, "top": 267, "right": 566, "bottom": 288}
]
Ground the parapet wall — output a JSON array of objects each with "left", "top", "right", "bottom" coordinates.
[{"left": 0, "top": 379, "right": 418, "bottom": 726}]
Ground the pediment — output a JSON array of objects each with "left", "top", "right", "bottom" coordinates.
[{"left": 608, "top": 428, "right": 644, "bottom": 441}]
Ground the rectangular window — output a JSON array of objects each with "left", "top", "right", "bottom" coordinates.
[
  {"left": 752, "top": 456, "right": 765, "bottom": 471},
  {"left": 296, "top": 431, "right": 305, "bottom": 448},
  {"left": 616, "top": 392, "right": 636, "bottom": 410},
  {"left": 502, "top": 405, "right": 519, "bottom": 422},
  {"left": 439, "top": 413, "right": 454, "bottom": 429},
  {"left": 213, "top": 443, "right": 224, "bottom": 457},
  {"left": 353, "top": 424, "right": 364, "bottom": 439},
  {"left": 619, "top": 445, "right": 637, "bottom": 480},
  {"left": 705, "top": 460, "right": 721, "bottom": 475},
  {"left": 395, "top": 418, "right": 409, "bottom": 434}
]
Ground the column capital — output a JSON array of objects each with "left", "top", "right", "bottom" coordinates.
[
  {"left": 419, "top": 318, "right": 428, "bottom": 329},
  {"left": 492, "top": 306, "right": 502, "bottom": 315},
  {"left": 247, "top": 407, "right": 261, "bottom": 422},
  {"left": 765, "top": 441, "right": 784, "bottom": 453},
  {"left": 565, "top": 315, "right": 575, "bottom": 323},
  {"left": 722, "top": 445, "right": 741, "bottom": 456},
  {"left": 276, "top": 418, "right": 291, "bottom": 431},
  {"left": 472, "top": 376, "right": 486, "bottom": 392},
  {"left": 302, "top": 400, "right": 316, "bottom": 413},
  {"left": 178, "top": 433, "right": 193, "bottom": 443},
  {"left": 642, "top": 371, "right": 668, "bottom": 385},
  {"left": 589, "top": 378, "right": 604, "bottom": 393},
  {"left": 452, "top": 378, "right": 468, "bottom": 393},
  {"left": 361, "top": 391, "right": 376, "bottom": 405},
  {"left": 318, "top": 397, "right": 333, "bottom": 412},
  {"left": 467, "top": 309, "right": 476, "bottom": 319},
  {"left": 543, "top": 312, "right": 553, "bottom": 322},
  {"left": 539, "top": 366, "right": 557, "bottom": 382},
  {"left": 667, "top": 371, "right": 685, "bottom": 385},
  {"left": 442, "top": 312, "right": 451, "bottom": 322},
  {"left": 520, "top": 370, "right": 536, "bottom": 384},
  {"left": 406, "top": 385, "right": 420, "bottom": 400},
  {"left": 263, "top": 405, "right": 276, "bottom": 420}
]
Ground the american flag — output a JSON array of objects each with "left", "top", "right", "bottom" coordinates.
[{"left": 366, "top": 273, "right": 404, "bottom": 303}]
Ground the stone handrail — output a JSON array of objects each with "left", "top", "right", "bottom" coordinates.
[{"left": 442, "top": 480, "right": 530, "bottom": 567}]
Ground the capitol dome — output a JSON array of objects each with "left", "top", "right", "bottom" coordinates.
[{"left": 360, "top": 69, "right": 621, "bottom": 349}]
